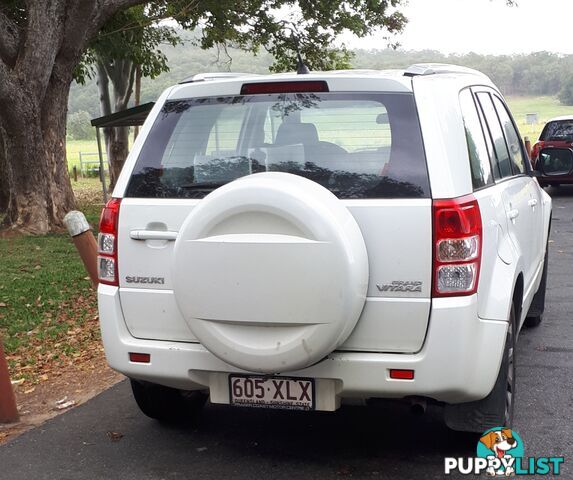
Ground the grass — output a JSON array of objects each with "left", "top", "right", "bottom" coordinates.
[
  {"left": 506, "top": 95, "right": 573, "bottom": 142},
  {"left": 66, "top": 139, "right": 102, "bottom": 173},
  {"left": 0, "top": 235, "right": 94, "bottom": 354},
  {"left": 0, "top": 180, "right": 103, "bottom": 369}
]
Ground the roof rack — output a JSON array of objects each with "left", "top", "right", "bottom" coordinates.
[
  {"left": 404, "top": 63, "right": 487, "bottom": 78},
  {"left": 179, "top": 72, "right": 258, "bottom": 84}
]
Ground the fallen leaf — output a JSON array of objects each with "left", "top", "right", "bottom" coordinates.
[
  {"left": 107, "top": 431, "right": 124, "bottom": 442},
  {"left": 24, "top": 387, "right": 36, "bottom": 394}
]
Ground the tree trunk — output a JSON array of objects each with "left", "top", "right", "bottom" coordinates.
[
  {"left": 96, "top": 57, "right": 137, "bottom": 188},
  {"left": 0, "top": 0, "right": 147, "bottom": 234},
  {"left": 0, "top": 85, "right": 75, "bottom": 234},
  {"left": 134, "top": 64, "right": 142, "bottom": 140},
  {"left": 0, "top": 130, "right": 8, "bottom": 214},
  {"left": 108, "top": 126, "right": 130, "bottom": 186}
]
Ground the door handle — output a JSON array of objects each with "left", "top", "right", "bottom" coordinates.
[
  {"left": 508, "top": 209, "right": 519, "bottom": 220},
  {"left": 528, "top": 198, "right": 538, "bottom": 207},
  {"left": 130, "top": 230, "right": 178, "bottom": 241}
]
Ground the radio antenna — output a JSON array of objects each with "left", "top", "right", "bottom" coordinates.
[{"left": 292, "top": 35, "right": 310, "bottom": 75}]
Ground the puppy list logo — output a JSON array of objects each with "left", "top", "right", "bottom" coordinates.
[{"left": 444, "top": 427, "right": 564, "bottom": 476}]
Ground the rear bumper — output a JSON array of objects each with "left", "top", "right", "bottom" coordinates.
[{"left": 98, "top": 285, "right": 507, "bottom": 406}]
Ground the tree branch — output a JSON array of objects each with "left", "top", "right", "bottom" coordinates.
[
  {"left": 96, "top": 60, "right": 113, "bottom": 118},
  {"left": 93, "top": 0, "right": 149, "bottom": 39},
  {"left": 121, "top": 61, "right": 137, "bottom": 109}
]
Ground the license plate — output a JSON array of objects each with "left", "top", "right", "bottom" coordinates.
[{"left": 229, "top": 375, "right": 315, "bottom": 410}]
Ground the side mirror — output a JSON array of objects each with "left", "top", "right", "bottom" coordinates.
[{"left": 537, "top": 147, "right": 573, "bottom": 176}]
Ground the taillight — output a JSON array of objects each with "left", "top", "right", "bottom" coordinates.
[
  {"left": 240, "top": 81, "right": 329, "bottom": 95},
  {"left": 433, "top": 195, "right": 482, "bottom": 297},
  {"left": 98, "top": 198, "right": 121, "bottom": 286}
]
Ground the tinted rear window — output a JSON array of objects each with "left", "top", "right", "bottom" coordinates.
[
  {"left": 126, "top": 92, "right": 429, "bottom": 199},
  {"left": 540, "top": 121, "right": 573, "bottom": 141}
]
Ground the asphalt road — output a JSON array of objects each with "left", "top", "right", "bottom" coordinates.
[{"left": 1, "top": 187, "right": 572, "bottom": 480}]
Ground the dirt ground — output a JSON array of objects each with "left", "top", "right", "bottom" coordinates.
[
  {"left": 0, "top": 355, "right": 123, "bottom": 445},
  {"left": 0, "top": 303, "right": 123, "bottom": 446},
  {"left": 0, "top": 179, "right": 120, "bottom": 445}
]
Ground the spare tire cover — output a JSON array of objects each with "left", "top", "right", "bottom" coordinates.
[{"left": 172, "top": 172, "right": 368, "bottom": 373}]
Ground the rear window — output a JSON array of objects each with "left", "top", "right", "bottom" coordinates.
[
  {"left": 126, "top": 92, "right": 429, "bottom": 199},
  {"left": 540, "top": 121, "right": 573, "bottom": 141}
]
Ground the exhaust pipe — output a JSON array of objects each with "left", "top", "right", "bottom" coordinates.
[{"left": 409, "top": 397, "right": 427, "bottom": 415}]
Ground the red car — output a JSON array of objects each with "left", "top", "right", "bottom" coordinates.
[{"left": 531, "top": 116, "right": 573, "bottom": 186}]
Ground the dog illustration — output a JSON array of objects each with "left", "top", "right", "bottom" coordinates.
[{"left": 479, "top": 428, "right": 518, "bottom": 476}]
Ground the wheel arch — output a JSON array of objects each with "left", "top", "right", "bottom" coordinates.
[{"left": 512, "top": 273, "right": 524, "bottom": 328}]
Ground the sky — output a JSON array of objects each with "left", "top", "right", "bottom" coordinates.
[{"left": 344, "top": 0, "right": 573, "bottom": 55}]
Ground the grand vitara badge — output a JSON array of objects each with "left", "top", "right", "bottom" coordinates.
[
  {"left": 125, "top": 276, "right": 165, "bottom": 285},
  {"left": 376, "top": 281, "right": 422, "bottom": 293}
]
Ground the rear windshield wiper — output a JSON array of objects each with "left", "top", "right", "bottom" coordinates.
[{"left": 180, "top": 181, "right": 228, "bottom": 189}]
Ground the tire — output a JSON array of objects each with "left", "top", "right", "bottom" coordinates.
[
  {"left": 130, "top": 379, "right": 207, "bottom": 423},
  {"left": 524, "top": 245, "right": 548, "bottom": 328},
  {"left": 444, "top": 304, "right": 516, "bottom": 433}
]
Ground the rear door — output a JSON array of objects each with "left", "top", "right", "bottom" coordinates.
[
  {"left": 116, "top": 80, "right": 433, "bottom": 354},
  {"left": 475, "top": 90, "right": 542, "bottom": 290}
]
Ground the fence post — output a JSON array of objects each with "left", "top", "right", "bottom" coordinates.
[
  {"left": 72, "top": 165, "right": 78, "bottom": 182},
  {"left": 63, "top": 211, "right": 99, "bottom": 287},
  {"left": 524, "top": 137, "right": 532, "bottom": 159},
  {"left": 0, "top": 338, "right": 19, "bottom": 424}
]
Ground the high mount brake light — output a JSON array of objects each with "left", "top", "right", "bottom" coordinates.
[
  {"left": 98, "top": 198, "right": 121, "bottom": 286},
  {"left": 240, "top": 81, "right": 329, "bottom": 95},
  {"left": 432, "top": 195, "right": 482, "bottom": 297}
]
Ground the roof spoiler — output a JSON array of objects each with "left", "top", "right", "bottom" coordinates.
[
  {"left": 404, "top": 63, "right": 488, "bottom": 78},
  {"left": 179, "top": 72, "right": 258, "bottom": 84}
]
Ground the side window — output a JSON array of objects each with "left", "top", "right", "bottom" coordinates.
[
  {"left": 474, "top": 94, "right": 501, "bottom": 180},
  {"left": 476, "top": 93, "right": 513, "bottom": 179},
  {"left": 491, "top": 95, "right": 526, "bottom": 175},
  {"left": 459, "top": 89, "right": 493, "bottom": 189}
]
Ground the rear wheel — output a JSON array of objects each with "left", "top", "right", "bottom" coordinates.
[
  {"left": 444, "top": 304, "right": 516, "bottom": 432},
  {"left": 130, "top": 379, "right": 207, "bottom": 423}
]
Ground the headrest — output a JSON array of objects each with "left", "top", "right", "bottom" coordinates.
[{"left": 275, "top": 122, "right": 319, "bottom": 146}]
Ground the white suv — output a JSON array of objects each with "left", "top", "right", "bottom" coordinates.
[{"left": 97, "top": 64, "right": 551, "bottom": 432}]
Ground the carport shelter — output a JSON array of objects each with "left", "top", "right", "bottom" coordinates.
[{"left": 91, "top": 102, "right": 155, "bottom": 201}]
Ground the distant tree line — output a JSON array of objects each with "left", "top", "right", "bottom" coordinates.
[
  {"left": 68, "top": 43, "right": 573, "bottom": 123},
  {"left": 352, "top": 49, "right": 573, "bottom": 102}
]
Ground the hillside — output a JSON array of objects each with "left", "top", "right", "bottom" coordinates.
[{"left": 68, "top": 34, "right": 573, "bottom": 120}]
